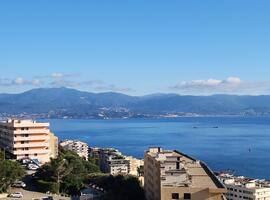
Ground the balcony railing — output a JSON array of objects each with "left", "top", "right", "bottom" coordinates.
[{"left": 14, "top": 142, "right": 49, "bottom": 148}]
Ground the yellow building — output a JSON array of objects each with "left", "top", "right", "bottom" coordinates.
[
  {"left": 0, "top": 119, "right": 58, "bottom": 164},
  {"left": 144, "top": 147, "right": 226, "bottom": 200}
]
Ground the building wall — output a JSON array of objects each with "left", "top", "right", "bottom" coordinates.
[
  {"left": 161, "top": 187, "right": 224, "bottom": 200},
  {"left": 49, "top": 133, "right": 58, "bottom": 159},
  {"left": 144, "top": 152, "right": 161, "bottom": 200}
]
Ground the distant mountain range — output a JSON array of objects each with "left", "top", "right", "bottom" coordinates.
[{"left": 0, "top": 87, "right": 270, "bottom": 119}]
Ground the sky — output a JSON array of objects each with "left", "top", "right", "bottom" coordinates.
[{"left": 0, "top": 0, "right": 270, "bottom": 95}]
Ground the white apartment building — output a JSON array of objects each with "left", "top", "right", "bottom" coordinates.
[
  {"left": 99, "top": 148, "right": 129, "bottom": 175},
  {"left": 60, "top": 140, "right": 89, "bottom": 161},
  {"left": 218, "top": 173, "right": 270, "bottom": 200},
  {"left": 0, "top": 119, "right": 58, "bottom": 164}
]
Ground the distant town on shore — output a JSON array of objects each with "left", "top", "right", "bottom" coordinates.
[{"left": 1, "top": 87, "right": 270, "bottom": 120}]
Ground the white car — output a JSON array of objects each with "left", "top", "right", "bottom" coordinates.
[
  {"left": 28, "top": 164, "right": 39, "bottom": 170},
  {"left": 9, "top": 192, "right": 23, "bottom": 198},
  {"left": 12, "top": 180, "right": 26, "bottom": 188}
]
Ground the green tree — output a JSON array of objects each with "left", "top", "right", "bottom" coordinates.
[
  {"left": 35, "top": 147, "right": 100, "bottom": 195},
  {"left": 0, "top": 158, "right": 26, "bottom": 193},
  {"left": 88, "top": 174, "right": 146, "bottom": 200}
]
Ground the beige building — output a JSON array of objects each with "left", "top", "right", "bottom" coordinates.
[
  {"left": 144, "top": 147, "right": 226, "bottom": 200},
  {"left": 60, "top": 140, "right": 89, "bottom": 160},
  {"left": 218, "top": 173, "right": 270, "bottom": 200},
  {"left": 125, "top": 156, "right": 144, "bottom": 176},
  {"left": 0, "top": 119, "right": 58, "bottom": 164}
]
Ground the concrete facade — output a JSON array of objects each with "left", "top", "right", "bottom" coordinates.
[
  {"left": 144, "top": 147, "right": 226, "bottom": 200},
  {"left": 0, "top": 119, "right": 58, "bottom": 164}
]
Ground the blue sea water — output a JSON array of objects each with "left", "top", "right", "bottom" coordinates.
[{"left": 46, "top": 117, "right": 270, "bottom": 179}]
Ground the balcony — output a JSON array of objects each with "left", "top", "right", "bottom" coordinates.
[
  {"left": 14, "top": 129, "right": 50, "bottom": 134},
  {"left": 13, "top": 149, "right": 50, "bottom": 155},
  {"left": 14, "top": 142, "right": 49, "bottom": 148},
  {"left": 14, "top": 136, "right": 49, "bottom": 141}
]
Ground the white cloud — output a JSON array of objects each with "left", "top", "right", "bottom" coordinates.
[
  {"left": 170, "top": 77, "right": 265, "bottom": 94},
  {"left": 51, "top": 73, "right": 64, "bottom": 78},
  {"left": 0, "top": 77, "right": 42, "bottom": 86},
  {"left": 31, "top": 79, "right": 42, "bottom": 85},
  {"left": 13, "top": 77, "right": 25, "bottom": 85}
]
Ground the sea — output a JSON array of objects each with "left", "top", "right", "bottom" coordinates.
[{"left": 46, "top": 117, "right": 270, "bottom": 179}]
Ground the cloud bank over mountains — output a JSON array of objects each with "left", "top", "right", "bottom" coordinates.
[
  {"left": 0, "top": 73, "right": 132, "bottom": 93},
  {"left": 0, "top": 74, "right": 269, "bottom": 95},
  {"left": 171, "top": 77, "right": 269, "bottom": 95}
]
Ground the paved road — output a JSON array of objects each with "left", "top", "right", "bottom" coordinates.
[
  {"left": 3, "top": 188, "right": 70, "bottom": 200},
  {"left": 0, "top": 174, "right": 70, "bottom": 200}
]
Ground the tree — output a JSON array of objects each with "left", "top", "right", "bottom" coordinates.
[
  {"left": 0, "top": 157, "right": 26, "bottom": 193},
  {"left": 88, "top": 174, "right": 146, "bottom": 200},
  {"left": 35, "top": 147, "right": 100, "bottom": 195}
]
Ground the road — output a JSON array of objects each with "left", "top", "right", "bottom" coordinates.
[{"left": 0, "top": 174, "right": 70, "bottom": 200}]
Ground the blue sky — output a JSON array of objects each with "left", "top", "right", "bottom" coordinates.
[{"left": 0, "top": 0, "right": 270, "bottom": 95}]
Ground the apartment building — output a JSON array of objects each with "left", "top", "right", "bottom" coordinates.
[
  {"left": 60, "top": 140, "right": 89, "bottom": 160},
  {"left": 0, "top": 119, "right": 58, "bottom": 164},
  {"left": 144, "top": 147, "right": 226, "bottom": 200},
  {"left": 218, "top": 173, "right": 270, "bottom": 200},
  {"left": 99, "top": 148, "right": 129, "bottom": 175}
]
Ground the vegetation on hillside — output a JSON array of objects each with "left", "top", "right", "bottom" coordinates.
[
  {"left": 88, "top": 174, "right": 146, "bottom": 200},
  {"left": 0, "top": 150, "right": 26, "bottom": 193},
  {"left": 35, "top": 147, "right": 100, "bottom": 195}
]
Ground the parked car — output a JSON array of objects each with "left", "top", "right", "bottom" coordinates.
[
  {"left": 12, "top": 180, "right": 26, "bottom": 188},
  {"left": 28, "top": 163, "right": 39, "bottom": 170},
  {"left": 40, "top": 196, "right": 53, "bottom": 200},
  {"left": 9, "top": 192, "right": 23, "bottom": 198}
]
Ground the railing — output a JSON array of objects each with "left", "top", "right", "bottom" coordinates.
[
  {"left": 14, "top": 149, "right": 50, "bottom": 155},
  {"left": 14, "top": 136, "right": 49, "bottom": 141},
  {"left": 14, "top": 142, "right": 49, "bottom": 148},
  {"left": 14, "top": 129, "right": 50, "bottom": 134}
]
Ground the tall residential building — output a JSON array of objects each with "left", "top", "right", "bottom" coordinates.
[
  {"left": 144, "top": 147, "right": 226, "bottom": 200},
  {"left": 218, "top": 173, "right": 270, "bottom": 200},
  {"left": 60, "top": 140, "right": 89, "bottom": 160},
  {"left": 0, "top": 119, "right": 58, "bottom": 164}
]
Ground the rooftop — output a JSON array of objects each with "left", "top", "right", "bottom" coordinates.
[
  {"left": 146, "top": 147, "right": 226, "bottom": 190},
  {"left": 217, "top": 173, "right": 270, "bottom": 189},
  {"left": 0, "top": 119, "right": 49, "bottom": 127}
]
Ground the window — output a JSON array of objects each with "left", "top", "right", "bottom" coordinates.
[
  {"left": 172, "top": 193, "right": 179, "bottom": 199},
  {"left": 184, "top": 193, "right": 191, "bottom": 200},
  {"left": 176, "top": 162, "right": 180, "bottom": 169}
]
